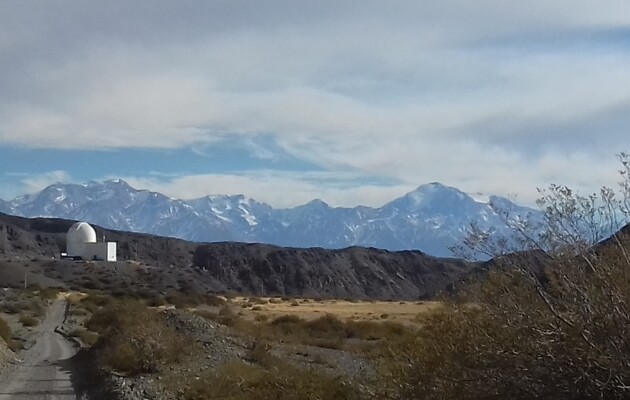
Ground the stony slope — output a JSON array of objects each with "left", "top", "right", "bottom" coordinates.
[{"left": 0, "top": 213, "right": 476, "bottom": 300}]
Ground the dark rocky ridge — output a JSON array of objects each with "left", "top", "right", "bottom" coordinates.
[
  {"left": 193, "top": 243, "right": 473, "bottom": 299},
  {"left": 0, "top": 212, "right": 477, "bottom": 300}
]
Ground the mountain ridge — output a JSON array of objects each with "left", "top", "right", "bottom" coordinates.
[
  {"left": 0, "top": 180, "right": 540, "bottom": 257},
  {"left": 0, "top": 212, "right": 476, "bottom": 300}
]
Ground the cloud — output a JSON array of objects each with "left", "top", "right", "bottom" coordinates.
[
  {"left": 18, "top": 170, "right": 72, "bottom": 196},
  {"left": 120, "top": 171, "right": 413, "bottom": 208},
  {"left": 1, "top": 1, "right": 629, "bottom": 205}
]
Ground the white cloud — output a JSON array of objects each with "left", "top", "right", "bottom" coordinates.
[
  {"left": 1, "top": 1, "right": 629, "bottom": 205},
  {"left": 120, "top": 171, "right": 414, "bottom": 208},
  {"left": 19, "top": 170, "right": 72, "bottom": 196},
  {"left": 120, "top": 151, "right": 623, "bottom": 208}
]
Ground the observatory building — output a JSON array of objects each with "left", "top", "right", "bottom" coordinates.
[{"left": 64, "top": 222, "right": 117, "bottom": 262}]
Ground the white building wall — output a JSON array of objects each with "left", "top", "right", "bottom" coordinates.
[
  {"left": 66, "top": 241, "right": 86, "bottom": 257},
  {"left": 106, "top": 242, "right": 117, "bottom": 262},
  {"left": 82, "top": 242, "right": 117, "bottom": 262}
]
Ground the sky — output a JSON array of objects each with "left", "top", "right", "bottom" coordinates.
[{"left": 1, "top": 1, "right": 629, "bottom": 208}]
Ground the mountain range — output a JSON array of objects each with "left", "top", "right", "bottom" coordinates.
[{"left": 0, "top": 180, "right": 540, "bottom": 257}]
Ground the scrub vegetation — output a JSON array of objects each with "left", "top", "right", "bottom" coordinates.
[
  {"left": 86, "top": 298, "right": 187, "bottom": 375},
  {"left": 378, "top": 154, "right": 630, "bottom": 399}
]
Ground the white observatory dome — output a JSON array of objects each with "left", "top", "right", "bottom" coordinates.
[{"left": 66, "top": 222, "right": 97, "bottom": 256}]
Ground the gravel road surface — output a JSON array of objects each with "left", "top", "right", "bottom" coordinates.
[{"left": 0, "top": 300, "right": 78, "bottom": 399}]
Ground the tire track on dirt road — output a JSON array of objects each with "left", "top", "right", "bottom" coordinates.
[{"left": 0, "top": 299, "right": 79, "bottom": 399}]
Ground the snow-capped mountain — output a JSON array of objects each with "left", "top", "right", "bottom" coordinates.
[{"left": 1, "top": 180, "right": 541, "bottom": 257}]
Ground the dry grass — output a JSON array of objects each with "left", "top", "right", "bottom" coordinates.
[
  {"left": 183, "top": 360, "right": 361, "bottom": 400},
  {"left": 221, "top": 296, "right": 441, "bottom": 325},
  {"left": 64, "top": 291, "right": 88, "bottom": 305}
]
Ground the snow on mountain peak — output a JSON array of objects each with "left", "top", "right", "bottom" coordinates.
[{"left": 3, "top": 180, "right": 541, "bottom": 258}]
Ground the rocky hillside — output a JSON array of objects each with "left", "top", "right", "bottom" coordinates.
[{"left": 0, "top": 213, "right": 476, "bottom": 300}]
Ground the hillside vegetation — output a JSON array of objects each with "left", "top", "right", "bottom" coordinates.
[{"left": 380, "top": 155, "right": 630, "bottom": 399}]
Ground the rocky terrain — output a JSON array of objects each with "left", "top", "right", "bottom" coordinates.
[{"left": 0, "top": 212, "right": 477, "bottom": 300}]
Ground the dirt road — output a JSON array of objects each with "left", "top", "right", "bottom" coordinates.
[{"left": 0, "top": 300, "right": 79, "bottom": 399}]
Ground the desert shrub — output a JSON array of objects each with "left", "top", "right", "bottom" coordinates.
[
  {"left": 0, "top": 317, "right": 12, "bottom": 344},
  {"left": 70, "top": 328, "right": 99, "bottom": 346},
  {"left": 19, "top": 315, "right": 38, "bottom": 327},
  {"left": 183, "top": 361, "right": 361, "bottom": 400},
  {"left": 146, "top": 295, "right": 167, "bottom": 307},
  {"left": 66, "top": 293, "right": 84, "bottom": 306},
  {"left": 246, "top": 340, "right": 275, "bottom": 366},
  {"left": 254, "top": 314, "right": 269, "bottom": 322},
  {"left": 269, "top": 315, "right": 303, "bottom": 334},
  {"left": 193, "top": 309, "right": 218, "bottom": 321},
  {"left": 265, "top": 315, "right": 344, "bottom": 349},
  {"left": 195, "top": 306, "right": 238, "bottom": 327},
  {"left": 248, "top": 296, "right": 268, "bottom": 305},
  {"left": 304, "top": 314, "right": 347, "bottom": 336},
  {"left": 385, "top": 155, "right": 630, "bottom": 400},
  {"left": 83, "top": 293, "right": 112, "bottom": 306},
  {"left": 217, "top": 305, "right": 238, "bottom": 326},
  {"left": 80, "top": 300, "right": 99, "bottom": 314},
  {"left": 1, "top": 303, "right": 20, "bottom": 314},
  {"left": 98, "top": 276, "right": 113, "bottom": 285},
  {"left": 345, "top": 320, "right": 408, "bottom": 341},
  {"left": 81, "top": 279, "right": 101, "bottom": 290},
  {"left": 6, "top": 296, "right": 45, "bottom": 317},
  {"left": 166, "top": 293, "right": 202, "bottom": 309},
  {"left": 80, "top": 293, "right": 112, "bottom": 313},
  {"left": 248, "top": 314, "right": 411, "bottom": 351},
  {"left": 203, "top": 294, "right": 227, "bottom": 306},
  {"left": 130, "top": 287, "right": 157, "bottom": 299},
  {"left": 37, "top": 287, "right": 61, "bottom": 300},
  {"left": 88, "top": 299, "right": 187, "bottom": 375}
]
